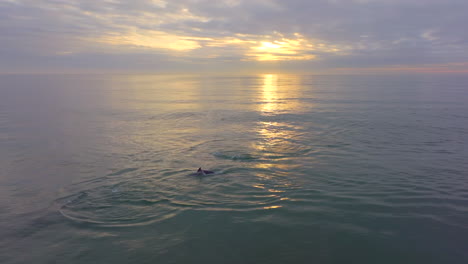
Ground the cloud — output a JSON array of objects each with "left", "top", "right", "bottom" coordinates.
[
  {"left": 1, "top": 0, "right": 468, "bottom": 73},
  {"left": 92, "top": 30, "right": 203, "bottom": 51}
]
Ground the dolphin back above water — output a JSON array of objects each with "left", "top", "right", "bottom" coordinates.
[{"left": 196, "top": 167, "right": 214, "bottom": 176}]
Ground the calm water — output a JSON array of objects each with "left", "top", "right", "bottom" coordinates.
[{"left": 1, "top": 74, "right": 467, "bottom": 263}]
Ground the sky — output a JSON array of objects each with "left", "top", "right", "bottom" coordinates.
[{"left": 1, "top": 0, "right": 468, "bottom": 74}]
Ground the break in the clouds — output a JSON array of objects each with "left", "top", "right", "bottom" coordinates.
[{"left": 1, "top": 0, "right": 468, "bottom": 73}]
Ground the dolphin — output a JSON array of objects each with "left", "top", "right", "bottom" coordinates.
[{"left": 196, "top": 167, "right": 214, "bottom": 176}]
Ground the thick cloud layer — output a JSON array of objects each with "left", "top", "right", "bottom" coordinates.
[{"left": 1, "top": 0, "right": 468, "bottom": 73}]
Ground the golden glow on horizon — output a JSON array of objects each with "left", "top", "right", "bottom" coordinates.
[
  {"left": 90, "top": 29, "right": 341, "bottom": 62},
  {"left": 95, "top": 31, "right": 202, "bottom": 51},
  {"left": 8, "top": 0, "right": 468, "bottom": 74},
  {"left": 248, "top": 34, "right": 319, "bottom": 61}
]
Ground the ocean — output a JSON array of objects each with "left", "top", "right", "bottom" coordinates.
[{"left": 0, "top": 74, "right": 467, "bottom": 263}]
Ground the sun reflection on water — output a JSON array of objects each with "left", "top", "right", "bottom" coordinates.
[
  {"left": 252, "top": 75, "right": 310, "bottom": 207},
  {"left": 255, "top": 74, "right": 307, "bottom": 155},
  {"left": 260, "top": 74, "right": 279, "bottom": 115},
  {"left": 258, "top": 74, "right": 308, "bottom": 116},
  {"left": 263, "top": 205, "right": 282, "bottom": 210}
]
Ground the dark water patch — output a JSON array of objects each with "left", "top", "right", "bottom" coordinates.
[
  {"left": 5, "top": 209, "right": 64, "bottom": 239},
  {"left": 107, "top": 167, "right": 139, "bottom": 176},
  {"left": 185, "top": 138, "right": 227, "bottom": 152},
  {"left": 213, "top": 151, "right": 259, "bottom": 161},
  {"left": 154, "top": 111, "right": 206, "bottom": 121}
]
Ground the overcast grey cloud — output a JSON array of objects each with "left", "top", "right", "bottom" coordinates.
[{"left": 1, "top": 0, "right": 468, "bottom": 73}]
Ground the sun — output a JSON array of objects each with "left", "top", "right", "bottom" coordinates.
[
  {"left": 257, "top": 41, "right": 283, "bottom": 50},
  {"left": 247, "top": 35, "right": 317, "bottom": 61}
]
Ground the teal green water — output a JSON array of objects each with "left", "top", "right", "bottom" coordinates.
[{"left": 1, "top": 74, "right": 467, "bottom": 263}]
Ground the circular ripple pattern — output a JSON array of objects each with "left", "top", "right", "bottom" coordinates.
[
  {"left": 59, "top": 184, "right": 179, "bottom": 227},
  {"left": 57, "top": 164, "right": 299, "bottom": 227}
]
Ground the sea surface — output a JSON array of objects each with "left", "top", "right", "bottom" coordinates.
[{"left": 0, "top": 74, "right": 467, "bottom": 263}]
